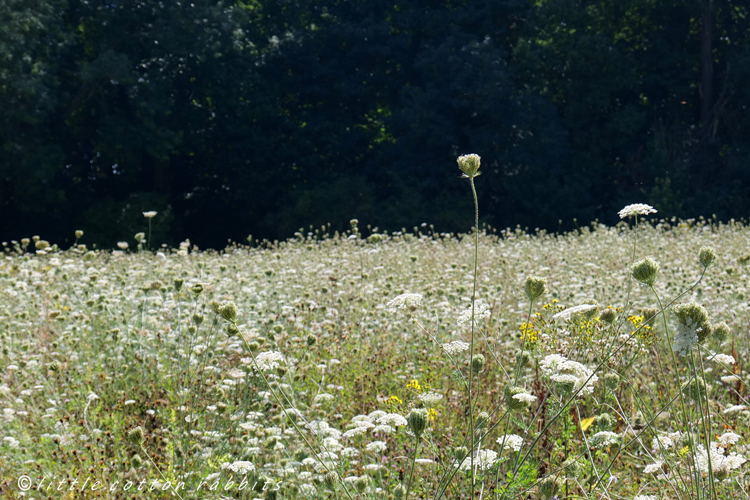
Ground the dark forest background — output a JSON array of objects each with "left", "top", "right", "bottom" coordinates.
[{"left": 2, "top": 0, "right": 749, "bottom": 249}]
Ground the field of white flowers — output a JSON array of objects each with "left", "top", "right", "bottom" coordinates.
[{"left": 2, "top": 181, "right": 750, "bottom": 499}]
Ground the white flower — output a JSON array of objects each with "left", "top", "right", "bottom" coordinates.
[
  {"left": 376, "top": 413, "right": 408, "bottom": 427},
  {"left": 366, "top": 441, "right": 387, "bottom": 453},
  {"left": 552, "top": 303, "right": 598, "bottom": 321},
  {"left": 512, "top": 393, "right": 537, "bottom": 404},
  {"left": 618, "top": 203, "right": 657, "bottom": 219},
  {"left": 441, "top": 341, "right": 470, "bottom": 355},
  {"left": 539, "top": 354, "right": 598, "bottom": 395},
  {"left": 497, "top": 434, "right": 523, "bottom": 452},
  {"left": 694, "top": 442, "right": 746, "bottom": 476},
  {"left": 386, "top": 293, "right": 423, "bottom": 312},
  {"left": 221, "top": 460, "right": 255, "bottom": 474},
  {"left": 458, "top": 449, "right": 498, "bottom": 471},
  {"left": 457, "top": 303, "right": 491, "bottom": 329},
  {"left": 721, "top": 375, "right": 741, "bottom": 384},
  {"left": 418, "top": 392, "right": 443, "bottom": 404},
  {"left": 117, "top": 242, "right": 129, "bottom": 250},
  {"left": 644, "top": 461, "right": 664, "bottom": 474},
  {"left": 143, "top": 211, "right": 158, "bottom": 218},
  {"left": 634, "top": 496, "right": 659, "bottom": 500},
  {"left": 672, "top": 319, "right": 699, "bottom": 357},
  {"left": 313, "top": 393, "right": 335, "bottom": 404},
  {"left": 708, "top": 353, "right": 735, "bottom": 365},
  {"left": 254, "top": 351, "right": 284, "bottom": 371},
  {"left": 719, "top": 432, "right": 742, "bottom": 445},
  {"left": 723, "top": 405, "right": 747, "bottom": 416},
  {"left": 590, "top": 431, "right": 619, "bottom": 447}
]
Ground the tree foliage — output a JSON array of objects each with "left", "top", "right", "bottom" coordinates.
[{"left": 1, "top": 0, "right": 749, "bottom": 247}]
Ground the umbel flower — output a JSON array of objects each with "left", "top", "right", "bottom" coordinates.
[
  {"left": 618, "top": 203, "right": 657, "bottom": 219},
  {"left": 672, "top": 302, "right": 712, "bottom": 356}
]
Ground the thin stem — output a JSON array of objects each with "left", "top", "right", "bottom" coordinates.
[
  {"left": 468, "top": 176, "right": 480, "bottom": 496},
  {"left": 405, "top": 436, "right": 420, "bottom": 500}
]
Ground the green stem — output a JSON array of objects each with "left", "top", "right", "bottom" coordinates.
[
  {"left": 405, "top": 436, "right": 420, "bottom": 500},
  {"left": 468, "top": 176, "right": 480, "bottom": 497}
]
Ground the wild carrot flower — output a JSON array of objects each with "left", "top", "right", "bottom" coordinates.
[
  {"left": 497, "top": 434, "right": 523, "bottom": 452},
  {"left": 552, "top": 304, "right": 598, "bottom": 321},
  {"left": 618, "top": 203, "right": 657, "bottom": 219},
  {"left": 386, "top": 293, "right": 423, "bottom": 312},
  {"left": 142, "top": 211, "right": 157, "bottom": 218},
  {"left": 457, "top": 303, "right": 491, "bottom": 328},
  {"left": 441, "top": 341, "right": 470, "bottom": 355},
  {"left": 254, "top": 351, "right": 284, "bottom": 371}
]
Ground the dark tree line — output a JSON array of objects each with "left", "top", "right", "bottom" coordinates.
[{"left": 2, "top": 0, "right": 749, "bottom": 248}]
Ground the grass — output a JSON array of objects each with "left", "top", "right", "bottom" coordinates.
[{"left": 1, "top": 201, "right": 750, "bottom": 499}]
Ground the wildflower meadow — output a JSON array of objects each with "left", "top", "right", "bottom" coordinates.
[{"left": 2, "top": 156, "right": 750, "bottom": 500}]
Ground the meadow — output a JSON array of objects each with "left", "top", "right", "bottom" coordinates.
[{"left": 1, "top": 182, "right": 750, "bottom": 499}]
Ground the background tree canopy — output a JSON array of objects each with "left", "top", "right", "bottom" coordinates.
[{"left": 2, "top": 0, "right": 749, "bottom": 248}]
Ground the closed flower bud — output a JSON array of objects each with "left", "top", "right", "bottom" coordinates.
[
  {"left": 698, "top": 246, "right": 717, "bottom": 268},
  {"left": 128, "top": 426, "right": 144, "bottom": 445},
  {"left": 272, "top": 324, "right": 284, "bottom": 334},
  {"left": 538, "top": 476, "right": 560, "bottom": 499},
  {"left": 504, "top": 385, "right": 534, "bottom": 411},
  {"left": 681, "top": 377, "right": 708, "bottom": 401},
  {"left": 471, "top": 353, "right": 486, "bottom": 374},
  {"left": 641, "top": 307, "right": 659, "bottom": 327},
  {"left": 603, "top": 373, "right": 620, "bottom": 391},
  {"left": 454, "top": 446, "right": 469, "bottom": 462},
  {"left": 599, "top": 307, "right": 617, "bottom": 324},
  {"left": 192, "top": 313, "right": 204, "bottom": 326},
  {"left": 354, "top": 476, "right": 369, "bottom": 493},
  {"left": 131, "top": 454, "right": 143, "bottom": 468},
  {"left": 476, "top": 411, "right": 490, "bottom": 429},
  {"left": 219, "top": 301, "right": 238, "bottom": 322},
  {"left": 48, "top": 361, "right": 60, "bottom": 372},
  {"left": 209, "top": 300, "right": 221, "bottom": 314},
  {"left": 323, "top": 471, "right": 339, "bottom": 491},
  {"left": 393, "top": 483, "right": 406, "bottom": 500},
  {"left": 673, "top": 302, "right": 712, "bottom": 343},
  {"left": 457, "top": 153, "right": 481, "bottom": 178},
  {"left": 35, "top": 240, "right": 50, "bottom": 251},
  {"left": 713, "top": 321, "right": 730, "bottom": 342},
  {"left": 407, "top": 408, "right": 429, "bottom": 437},
  {"left": 524, "top": 276, "right": 547, "bottom": 302},
  {"left": 75, "top": 230, "right": 84, "bottom": 239},
  {"left": 134, "top": 232, "right": 145, "bottom": 242},
  {"left": 306, "top": 334, "right": 317, "bottom": 347},
  {"left": 714, "top": 463, "right": 730, "bottom": 481},
  {"left": 631, "top": 257, "right": 659, "bottom": 286},
  {"left": 190, "top": 283, "right": 204, "bottom": 295},
  {"left": 226, "top": 323, "right": 240, "bottom": 336},
  {"left": 173, "top": 278, "right": 184, "bottom": 292},
  {"left": 350, "top": 219, "right": 359, "bottom": 228},
  {"left": 594, "top": 413, "right": 614, "bottom": 432},
  {"left": 515, "top": 349, "right": 531, "bottom": 368}
]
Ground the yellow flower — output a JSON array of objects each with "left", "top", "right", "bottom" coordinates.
[
  {"left": 406, "top": 379, "right": 422, "bottom": 392},
  {"left": 387, "top": 395, "right": 403, "bottom": 405},
  {"left": 427, "top": 408, "right": 438, "bottom": 421}
]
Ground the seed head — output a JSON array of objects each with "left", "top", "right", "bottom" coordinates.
[
  {"left": 323, "top": 471, "right": 338, "bottom": 491},
  {"left": 631, "top": 257, "right": 659, "bottom": 286},
  {"left": 476, "top": 411, "right": 490, "bottom": 429},
  {"left": 713, "top": 321, "right": 730, "bottom": 342},
  {"left": 538, "top": 476, "right": 560, "bottom": 499},
  {"left": 641, "top": 307, "right": 659, "bottom": 327},
  {"left": 407, "top": 408, "right": 429, "bottom": 437},
  {"left": 471, "top": 353, "right": 486, "bottom": 374},
  {"left": 218, "top": 301, "right": 238, "bottom": 322},
  {"left": 128, "top": 426, "right": 144, "bottom": 445},
  {"left": 524, "top": 276, "right": 547, "bottom": 302},
  {"left": 354, "top": 476, "right": 369, "bottom": 494},
  {"left": 698, "top": 246, "right": 717, "bottom": 268},
  {"left": 599, "top": 307, "right": 617, "bottom": 324},
  {"left": 457, "top": 154, "right": 481, "bottom": 178}
]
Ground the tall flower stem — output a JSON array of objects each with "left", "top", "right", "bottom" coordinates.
[{"left": 467, "top": 176, "right": 480, "bottom": 497}]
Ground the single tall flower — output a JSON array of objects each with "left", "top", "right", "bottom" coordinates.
[{"left": 618, "top": 204, "right": 656, "bottom": 219}]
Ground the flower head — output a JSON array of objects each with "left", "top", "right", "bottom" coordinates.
[
  {"left": 457, "top": 154, "right": 481, "bottom": 178},
  {"left": 386, "top": 293, "right": 423, "bottom": 312},
  {"left": 618, "top": 204, "right": 656, "bottom": 219},
  {"left": 143, "top": 211, "right": 158, "bottom": 218}
]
